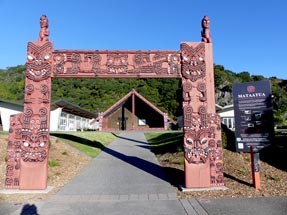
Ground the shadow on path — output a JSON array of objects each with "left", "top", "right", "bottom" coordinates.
[
  {"left": 20, "top": 204, "right": 39, "bottom": 215},
  {"left": 51, "top": 132, "right": 171, "bottom": 184},
  {"left": 102, "top": 147, "right": 169, "bottom": 182}
]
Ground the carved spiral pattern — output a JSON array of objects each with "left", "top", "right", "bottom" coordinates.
[
  {"left": 183, "top": 81, "right": 192, "bottom": 92},
  {"left": 25, "top": 84, "right": 34, "bottom": 93},
  {"left": 39, "top": 107, "right": 47, "bottom": 115},
  {"left": 184, "top": 106, "right": 193, "bottom": 114},
  {"left": 5, "top": 178, "right": 13, "bottom": 186},
  {"left": 24, "top": 107, "right": 33, "bottom": 117},
  {"left": 198, "top": 105, "right": 207, "bottom": 114},
  {"left": 40, "top": 84, "right": 48, "bottom": 94},
  {"left": 197, "top": 82, "right": 206, "bottom": 92}
]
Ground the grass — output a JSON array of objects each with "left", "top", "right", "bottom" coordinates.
[
  {"left": 144, "top": 131, "right": 183, "bottom": 154},
  {"left": 0, "top": 131, "right": 8, "bottom": 136},
  {"left": 50, "top": 131, "right": 118, "bottom": 158}
]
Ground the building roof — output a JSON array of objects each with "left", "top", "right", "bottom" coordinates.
[
  {"left": 51, "top": 99, "right": 97, "bottom": 119},
  {"left": 0, "top": 97, "right": 97, "bottom": 119},
  {"left": 92, "top": 89, "right": 176, "bottom": 124},
  {"left": 217, "top": 104, "right": 234, "bottom": 113},
  {"left": 0, "top": 98, "right": 23, "bottom": 108}
]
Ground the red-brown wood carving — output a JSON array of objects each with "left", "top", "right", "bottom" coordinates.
[
  {"left": 52, "top": 50, "right": 181, "bottom": 78},
  {"left": 5, "top": 15, "right": 223, "bottom": 190},
  {"left": 5, "top": 114, "right": 22, "bottom": 189},
  {"left": 181, "top": 41, "right": 223, "bottom": 187}
]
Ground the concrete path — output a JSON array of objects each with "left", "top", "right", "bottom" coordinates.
[
  {"left": 37, "top": 131, "right": 191, "bottom": 215},
  {"left": 3, "top": 131, "right": 287, "bottom": 215},
  {"left": 198, "top": 196, "right": 287, "bottom": 215}
]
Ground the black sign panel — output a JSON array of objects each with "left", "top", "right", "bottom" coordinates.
[{"left": 232, "top": 80, "right": 274, "bottom": 152}]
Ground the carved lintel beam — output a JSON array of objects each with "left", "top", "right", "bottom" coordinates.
[{"left": 52, "top": 50, "right": 181, "bottom": 78}]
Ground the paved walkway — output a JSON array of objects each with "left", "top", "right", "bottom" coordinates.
[{"left": 2, "top": 131, "right": 287, "bottom": 215}]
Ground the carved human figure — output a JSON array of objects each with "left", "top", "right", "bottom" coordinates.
[
  {"left": 39, "top": 15, "right": 49, "bottom": 42},
  {"left": 201, "top": 16, "right": 212, "bottom": 43}
]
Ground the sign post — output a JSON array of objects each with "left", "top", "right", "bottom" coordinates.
[
  {"left": 250, "top": 146, "right": 261, "bottom": 189},
  {"left": 233, "top": 80, "right": 274, "bottom": 189}
]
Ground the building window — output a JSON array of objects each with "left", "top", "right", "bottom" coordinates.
[
  {"left": 221, "top": 117, "right": 235, "bottom": 129},
  {"left": 138, "top": 119, "right": 146, "bottom": 126}
]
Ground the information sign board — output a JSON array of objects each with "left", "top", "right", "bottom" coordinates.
[{"left": 232, "top": 80, "right": 274, "bottom": 152}]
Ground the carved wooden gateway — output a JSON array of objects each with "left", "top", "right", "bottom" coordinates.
[{"left": 5, "top": 15, "right": 224, "bottom": 189}]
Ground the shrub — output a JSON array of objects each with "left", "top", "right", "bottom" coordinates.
[{"left": 49, "top": 160, "right": 59, "bottom": 168}]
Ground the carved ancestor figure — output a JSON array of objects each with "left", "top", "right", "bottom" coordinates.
[
  {"left": 201, "top": 16, "right": 212, "bottom": 43},
  {"left": 39, "top": 15, "right": 49, "bottom": 42}
]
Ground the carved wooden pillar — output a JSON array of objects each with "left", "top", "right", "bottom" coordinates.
[
  {"left": 181, "top": 42, "right": 224, "bottom": 188},
  {"left": 163, "top": 113, "right": 168, "bottom": 130},
  {"left": 98, "top": 112, "right": 103, "bottom": 131},
  {"left": 20, "top": 41, "right": 53, "bottom": 189},
  {"left": 5, "top": 114, "right": 23, "bottom": 189},
  {"left": 132, "top": 90, "right": 135, "bottom": 129}
]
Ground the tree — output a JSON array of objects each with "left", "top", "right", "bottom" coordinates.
[{"left": 237, "top": 71, "right": 252, "bottom": 82}]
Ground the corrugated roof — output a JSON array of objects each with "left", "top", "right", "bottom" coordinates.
[{"left": 0, "top": 98, "right": 97, "bottom": 119}]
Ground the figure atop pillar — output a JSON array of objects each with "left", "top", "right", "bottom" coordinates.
[
  {"left": 39, "top": 15, "right": 49, "bottom": 42},
  {"left": 201, "top": 15, "right": 212, "bottom": 43}
]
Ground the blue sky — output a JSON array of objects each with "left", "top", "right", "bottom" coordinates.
[{"left": 0, "top": 0, "right": 286, "bottom": 79}]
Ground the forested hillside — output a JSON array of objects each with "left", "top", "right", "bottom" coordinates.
[{"left": 1, "top": 65, "right": 287, "bottom": 125}]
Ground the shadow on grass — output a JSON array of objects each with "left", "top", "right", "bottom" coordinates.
[
  {"left": 111, "top": 132, "right": 148, "bottom": 145},
  {"left": 50, "top": 132, "right": 104, "bottom": 149},
  {"left": 147, "top": 132, "right": 183, "bottom": 155}
]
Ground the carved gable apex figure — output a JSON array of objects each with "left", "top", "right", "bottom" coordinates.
[
  {"left": 201, "top": 15, "right": 212, "bottom": 43},
  {"left": 39, "top": 15, "right": 49, "bottom": 42}
]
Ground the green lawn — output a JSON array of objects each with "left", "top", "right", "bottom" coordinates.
[{"left": 50, "top": 131, "right": 119, "bottom": 158}]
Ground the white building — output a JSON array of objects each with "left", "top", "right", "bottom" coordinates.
[
  {"left": 0, "top": 99, "right": 98, "bottom": 132},
  {"left": 0, "top": 99, "right": 23, "bottom": 131},
  {"left": 216, "top": 104, "right": 235, "bottom": 130},
  {"left": 50, "top": 99, "right": 98, "bottom": 131}
]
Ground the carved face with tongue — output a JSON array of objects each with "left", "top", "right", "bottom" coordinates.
[{"left": 21, "top": 115, "right": 49, "bottom": 162}]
